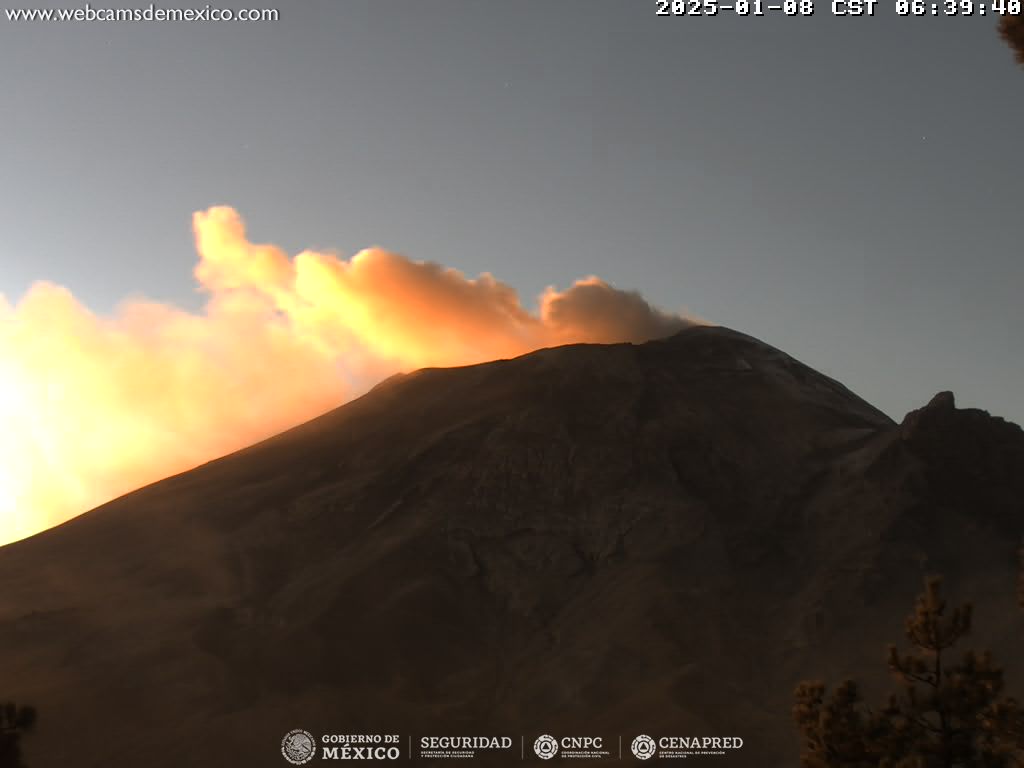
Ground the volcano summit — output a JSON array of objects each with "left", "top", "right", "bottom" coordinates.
[{"left": 0, "top": 326, "right": 1021, "bottom": 767}]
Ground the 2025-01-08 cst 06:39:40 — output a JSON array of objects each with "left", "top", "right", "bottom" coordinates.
[{"left": 656, "top": 0, "right": 1022, "bottom": 13}]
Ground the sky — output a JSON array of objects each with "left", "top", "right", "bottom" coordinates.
[{"left": 1, "top": 0, "right": 1022, "bottom": 429}]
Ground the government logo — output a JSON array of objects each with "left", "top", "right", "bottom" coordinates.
[
  {"left": 631, "top": 734, "right": 656, "bottom": 760},
  {"left": 534, "top": 734, "right": 559, "bottom": 760},
  {"left": 631, "top": 735, "right": 744, "bottom": 759},
  {"left": 281, "top": 729, "right": 316, "bottom": 765}
]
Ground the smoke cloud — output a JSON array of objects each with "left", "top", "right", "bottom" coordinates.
[{"left": 0, "top": 207, "right": 702, "bottom": 545}]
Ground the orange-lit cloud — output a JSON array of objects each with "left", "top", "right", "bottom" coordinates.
[{"left": 0, "top": 207, "right": 703, "bottom": 545}]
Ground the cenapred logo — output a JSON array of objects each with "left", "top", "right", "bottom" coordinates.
[
  {"left": 534, "top": 734, "right": 559, "bottom": 760},
  {"left": 631, "top": 734, "right": 656, "bottom": 760},
  {"left": 631, "top": 734, "right": 744, "bottom": 759},
  {"left": 281, "top": 729, "right": 316, "bottom": 765}
]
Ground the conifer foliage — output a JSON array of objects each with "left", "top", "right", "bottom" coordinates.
[
  {"left": 0, "top": 702, "right": 36, "bottom": 768},
  {"left": 794, "top": 577, "right": 1024, "bottom": 767},
  {"left": 1000, "top": 14, "right": 1024, "bottom": 66}
]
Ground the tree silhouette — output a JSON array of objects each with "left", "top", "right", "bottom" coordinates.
[
  {"left": 1000, "top": 14, "right": 1024, "bottom": 66},
  {"left": 1018, "top": 545, "right": 1023, "bottom": 611},
  {"left": 794, "top": 577, "right": 1024, "bottom": 767},
  {"left": 0, "top": 701, "right": 36, "bottom": 768}
]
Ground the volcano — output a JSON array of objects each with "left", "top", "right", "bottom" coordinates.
[{"left": 1, "top": 325, "right": 1022, "bottom": 767}]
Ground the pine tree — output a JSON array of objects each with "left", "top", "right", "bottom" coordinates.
[
  {"left": 794, "top": 577, "right": 1024, "bottom": 768},
  {"left": 0, "top": 701, "right": 36, "bottom": 768},
  {"left": 999, "top": 15, "right": 1024, "bottom": 66},
  {"left": 1018, "top": 545, "right": 1023, "bottom": 612}
]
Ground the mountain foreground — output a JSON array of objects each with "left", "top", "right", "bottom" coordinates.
[{"left": 1, "top": 326, "right": 1022, "bottom": 766}]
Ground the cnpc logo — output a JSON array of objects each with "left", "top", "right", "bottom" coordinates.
[
  {"left": 533, "top": 734, "right": 605, "bottom": 759},
  {"left": 533, "top": 735, "right": 558, "bottom": 760}
]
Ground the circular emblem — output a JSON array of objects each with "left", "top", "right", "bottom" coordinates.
[
  {"left": 534, "top": 734, "right": 559, "bottom": 760},
  {"left": 281, "top": 729, "right": 316, "bottom": 765},
  {"left": 632, "top": 734, "right": 656, "bottom": 761}
]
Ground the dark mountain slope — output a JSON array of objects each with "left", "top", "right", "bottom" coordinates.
[{"left": 0, "top": 326, "right": 1020, "bottom": 767}]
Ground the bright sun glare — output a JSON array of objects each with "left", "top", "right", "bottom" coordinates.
[{"left": 0, "top": 364, "right": 26, "bottom": 537}]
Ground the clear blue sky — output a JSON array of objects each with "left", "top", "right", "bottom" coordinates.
[{"left": 1, "top": 0, "right": 1021, "bottom": 423}]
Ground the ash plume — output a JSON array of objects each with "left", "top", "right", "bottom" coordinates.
[{"left": 0, "top": 207, "right": 703, "bottom": 544}]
